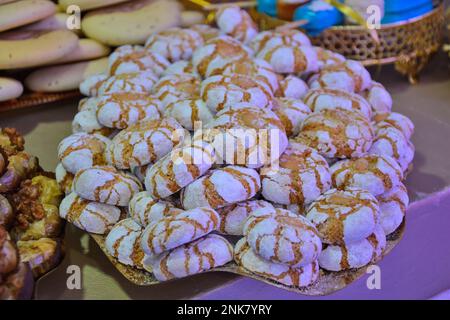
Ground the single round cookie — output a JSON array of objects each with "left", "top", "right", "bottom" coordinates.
[
  {"left": 249, "top": 29, "right": 311, "bottom": 54},
  {"left": 97, "top": 71, "right": 158, "bottom": 96},
  {"left": 150, "top": 234, "right": 233, "bottom": 281},
  {"left": 144, "top": 140, "right": 216, "bottom": 199},
  {"left": 306, "top": 188, "right": 380, "bottom": 245},
  {"left": 190, "top": 24, "right": 222, "bottom": 42},
  {"left": 200, "top": 74, "right": 274, "bottom": 113},
  {"left": 57, "top": 132, "right": 110, "bottom": 174},
  {"left": 105, "top": 218, "right": 145, "bottom": 268},
  {"left": 261, "top": 141, "right": 331, "bottom": 206},
  {"left": 377, "top": 183, "right": 408, "bottom": 235},
  {"left": 180, "top": 166, "right": 261, "bottom": 210},
  {"left": 215, "top": 6, "right": 258, "bottom": 44},
  {"left": 79, "top": 73, "right": 107, "bottom": 97},
  {"left": 106, "top": 117, "right": 187, "bottom": 169},
  {"left": 277, "top": 75, "right": 309, "bottom": 100},
  {"left": 141, "top": 207, "right": 220, "bottom": 255},
  {"left": 257, "top": 44, "right": 318, "bottom": 75},
  {"left": 330, "top": 154, "right": 403, "bottom": 196},
  {"left": 272, "top": 98, "right": 311, "bottom": 137},
  {"left": 152, "top": 74, "right": 200, "bottom": 108},
  {"left": 296, "top": 109, "right": 374, "bottom": 159},
  {"left": 162, "top": 60, "right": 199, "bottom": 78},
  {"left": 234, "top": 238, "right": 319, "bottom": 288},
  {"left": 318, "top": 224, "right": 386, "bottom": 271},
  {"left": 55, "top": 162, "right": 74, "bottom": 195},
  {"left": 361, "top": 81, "right": 392, "bottom": 118},
  {"left": 217, "top": 200, "right": 274, "bottom": 236},
  {"left": 73, "top": 166, "right": 142, "bottom": 206},
  {"left": 244, "top": 207, "right": 322, "bottom": 267},
  {"left": 369, "top": 126, "right": 415, "bottom": 172},
  {"left": 375, "top": 112, "right": 414, "bottom": 140},
  {"left": 303, "top": 88, "right": 372, "bottom": 119},
  {"left": 96, "top": 93, "right": 162, "bottom": 129},
  {"left": 314, "top": 47, "right": 346, "bottom": 70},
  {"left": 59, "top": 192, "right": 121, "bottom": 234},
  {"left": 145, "top": 27, "right": 204, "bottom": 62},
  {"left": 164, "top": 99, "right": 214, "bottom": 131}
]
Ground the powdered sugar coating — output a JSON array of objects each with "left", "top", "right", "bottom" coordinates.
[
  {"left": 362, "top": 81, "right": 392, "bottom": 118},
  {"left": 79, "top": 74, "right": 107, "bottom": 97},
  {"left": 377, "top": 183, "right": 408, "bottom": 235},
  {"left": 249, "top": 29, "right": 311, "bottom": 54},
  {"left": 98, "top": 71, "right": 158, "bottom": 96},
  {"left": 190, "top": 24, "right": 222, "bottom": 42},
  {"left": 216, "top": 6, "right": 258, "bottom": 44},
  {"left": 273, "top": 98, "right": 311, "bottom": 137},
  {"left": 277, "top": 75, "right": 309, "bottom": 100},
  {"left": 314, "top": 47, "right": 346, "bottom": 70},
  {"left": 108, "top": 46, "right": 170, "bottom": 76},
  {"left": 55, "top": 162, "right": 74, "bottom": 195},
  {"left": 164, "top": 99, "right": 214, "bottom": 131},
  {"left": 152, "top": 74, "right": 200, "bottom": 108},
  {"left": 375, "top": 112, "right": 414, "bottom": 140},
  {"left": 162, "top": 60, "right": 199, "bottom": 78},
  {"left": 72, "top": 100, "right": 114, "bottom": 137}
]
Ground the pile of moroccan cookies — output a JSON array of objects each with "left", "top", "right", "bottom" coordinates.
[
  {"left": 0, "top": 128, "right": 64, "bottom": 300},
  {"left": 0, "top": 0, "right": 203, "bottom": 102},
  {"left": 56, "top": 5, "right": 415, "bottom": 290}
]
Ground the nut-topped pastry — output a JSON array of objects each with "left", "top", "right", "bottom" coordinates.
[
  {"left": 152, "top": 74, "right": 200, "bottom": 108},
  {"left": 215, "top": 6, "right": 258, "bottom": 44},
  {"left": 272, "top": 98, "right": 311, "bottom": 137},
  {"left": 97, "top": 71, "right": 158, "bottom": 96}
]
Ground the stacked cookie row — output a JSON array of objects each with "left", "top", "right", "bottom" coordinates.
[{"left": 56, "top": 5, "right": 415, "bottom": 289}]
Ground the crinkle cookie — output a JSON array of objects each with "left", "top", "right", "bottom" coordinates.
[
  {"left": 273, "top": 98, "right": 311, "bottom": 137},
  {"left": 257, "top": 44, "right": 318, "bottom": 75},
  {"left": 145, "top": 27, "right": 204, "bottom": 62},
  {"left": 296, "top": 109, "right": 374, "bottom": 159},
  {"left": 141, "top": 207, "right": 220, "bottom": 255},
  {"left": 164, "top": 99, "right": 214, "bottom": 131},
  {"left": 216, "top": 6, "right": 258, "bottom": 44},
  {"left": 162, "top": 60, "right": 199, "bottom": 78},
  {"left": 377, "top": 183, "right": 408, "bottom": 235},
  {"left": 108, "top": 46, "right": 170, "bottom": 76},
  {"left": 234, "top": 238, "right": 320, "bottom": 288},
  {"left": 55, "top": 163, "right": 74, "bottom": 195},
  {"left": 200, "top": 74, "right": 274, "bottom": 113},
  {"left": 244, "top": 207, "right": 322, "bottom": 267},
  {"left": 369, "top": 126, "right": 415, "bottom": 172},
  {"left": 105, "top": 218, "right": 145, "bottom": 268},
  {"left": 180, "top": 166, "right": 261, "bottom": 210},
  {"left": 150, "top": 234, "right": 233, "bottom": 281},
  {"left": 79, "top": 73, "right": 107, "bottom": 97},
  {"left": 57, "top": 132, "right": 110, "bottom": 174},
  {"left": 204, "top": 104, "right": 288, "bottom": 168},
  {"left": 361, "top": 81, "right": 392, "bottom": 118},
  {"left": 375, "top": 112, "right": 414, "bottom": 140},
  {"left": 330, "top": 155, "right": 403, "bottom": 197},
  {"left": 249, "top": 29, "right": 311, "bottom": 54},
  {"left": 144, "top": 140, "right": 216, "bottom": 199},
  {"left": 217, "top": 200, "right": 274, "bottom": 236},
  {"left": 129, "top": 191, "right": 181, "bottom": 227},
  {"left": 314, "top": 47, "right": 346, "bottom": 70},
  {"left": 318, "top": 224, "right": 386, "bottom": 271},
  {"left": 261, "top": 141, "right": 331, "bottom": 206},
  {"left": 306, "top": 188, "right": 379, "bottom": 245},
  {"left": 72, "top": 98, "right": 114, "bottom": 137},
  {"left": 190, "top": 24, "right": 222, "bottom": 41},
  {"left": 192, "top": 35, "right": 252, "bottom": 78},
  {"left": 73, "top": 166, "right": 142, "bottom": 206},
  {"left": 309, "top": 60, "right": 372, "bottom": 93},
  {"left": 303, "top": 88, "right": 372, "bottom": 119},
  {"left": 277, "top": 75, "right": 309, "bottom": 100},
  {"left": 96, "top": 93, "right": 162, "bottom": 129},
  {"left": 152, "top": 74, "right": 200, "bottom": 108},
  {"left": 59, "top": 192, "right": 121, "bottom": 234},
  {"left": 98, "top": 71, "right": 158, "bottom": 96},
  {"left": 106, "top": 118, "right": 187, "bottom": 169}
]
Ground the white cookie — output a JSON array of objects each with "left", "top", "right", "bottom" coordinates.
[
  {"left": 249, "top": 29, "right": 311, "bottom": 54},
  {"left": 314, "top": 47, "right": 346, "bottom": 70},
  {"left": 215, "top": 6, "right": 258, "bottom": 44},
  {"left": 98, "top": 71, "right": 158, "bottom": 95},
  {"left": 162, "top": 60, "right": 199, "bottom": 78},
  {"left": 190, "top": 24, "right": 222, "bottom": 42},
  {"left": 152, "top": 74, "right": 200, "bottom": 108},
  {"left": 79, "top": 73, "right": 107, "bottom": 96},
  {"left": 361, "top": 81, "right": 392, "bottom": 118},
  {"left": 72, "top": 101, "right": 114, "bottom": 137},
  {"left": 377, "top": 183, "right": 408, "bottom": 235},
  {"left": 272, "top": 98, "right": 311, "bottom": 137},
  {"left": 277, "top": 75, "right": 309, "bottom": 100},
  {"left": 164, "top": 99, "right": 214, "bottom": 131},
  {"left": 55, "top": 162, "right": 74, "bottom": 195},
  {"left": 375, "top": 112, "right": 414, "bottom": 140}
]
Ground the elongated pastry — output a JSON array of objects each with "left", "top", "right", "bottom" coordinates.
[{"left": 128, "top": 192, "right": 181, "bottom": 227}]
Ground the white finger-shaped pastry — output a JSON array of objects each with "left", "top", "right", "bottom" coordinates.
[
  {"left": 162, "top": 60, "right": 199, "bottom": 78},
  {"left": 201, "top": 74, "right": 273, "bottom": 113},
  {"left": 129, "top": 191, "right": 181, "bottom": 227},
  {"left": 303, "top": 88, "right": 372, "bottom": 119},
  {"left": 152, "top": 74, "right": 200, "bottom": 108},
  {"left": 57, "top": 133, "right": 110, "bottom": 174},
  {"left": 144, "top": 140, "right": 216, "bottom": 199},
  {"left": 277, "top": 75, "right": 309, "bottom": 100},
  {"left": 249, "top": 29, "right": 311, "bottom": 54},
  {"left": 96, "top": 93, "right": 162, "bottom": 130},
  {"left": 55, "top": 163, "right": 74, "bottom": 195},
  {"left": 98, "top": 71, "right": 158, "bottom": 96},
  {"left": 375, "top": 112, "right": 414, "bottom": 140},
  {"left": 272, "top": 98, "right": 311, "bottom": 137},
  {"left": 331, "top": 155, "right": 403, "bottom": 197},
  {"left": 261, "top": 141, "right": 331, "bottom": 206},
  {"left": 244, "top": 208, "right": 322, "bottom": 267},
  {"left": 215, "top": 6, "right": 258, "bottom": 44},
  {"left": 314, "top": 47, "right": 346, "bottom": 70},
  {"left": 150, "top": 234, "right": 233, "bottom": 281},
  {"left": 79, "top": 73, "right": 107, "bottom": 97},
  {"left": 59, "top": 192, "right": 121, "bottom": 234},
  {"left": 73, "top": 166, "right": 142, "bottom": 206},
  {"left": 108, "top": 46, "right": 170, "bottom": 76},
  {"left": 217, "top": 200, "right": 274, "bottom": 236},
  {"left": 361, "top": 81, "right": 392, "bottom": 118},
  {"left": 257, "top": 44, "right": 318, "bottom": 75},
  {"left": 319, "top": 224, "right": 386, "bottom": 271},
  {"left": 377, "top": 183, "right": 408, "bottom": 235},
  {"left": 107, "top": 118, "right": 186, "bottom": 169},
  {"left": 145, "top": 27, "right": 204, "bottom": 62},
  {"left": 105, "top": 218, "right": 146, "bottom": 268},
  {"left": 141, "top": 207, "right": 220, "bottom": 255},
  {"left": 296, "top": 109, "right": 374, "bottom": 159},
  {"left": 369, "top": 126, "right": 415, "bottom": 172},
  {"left": 306, "top": 188, "right": 380, "bottom": 245},
  {"left": 180, "top": 166, "right": 261, "bottom": 210},
  {"left": 164, "top": 99, "right": 214, "bottom": 131},
  {"left": 234, "top": 238, "right": 319, "bottom": 288}
]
